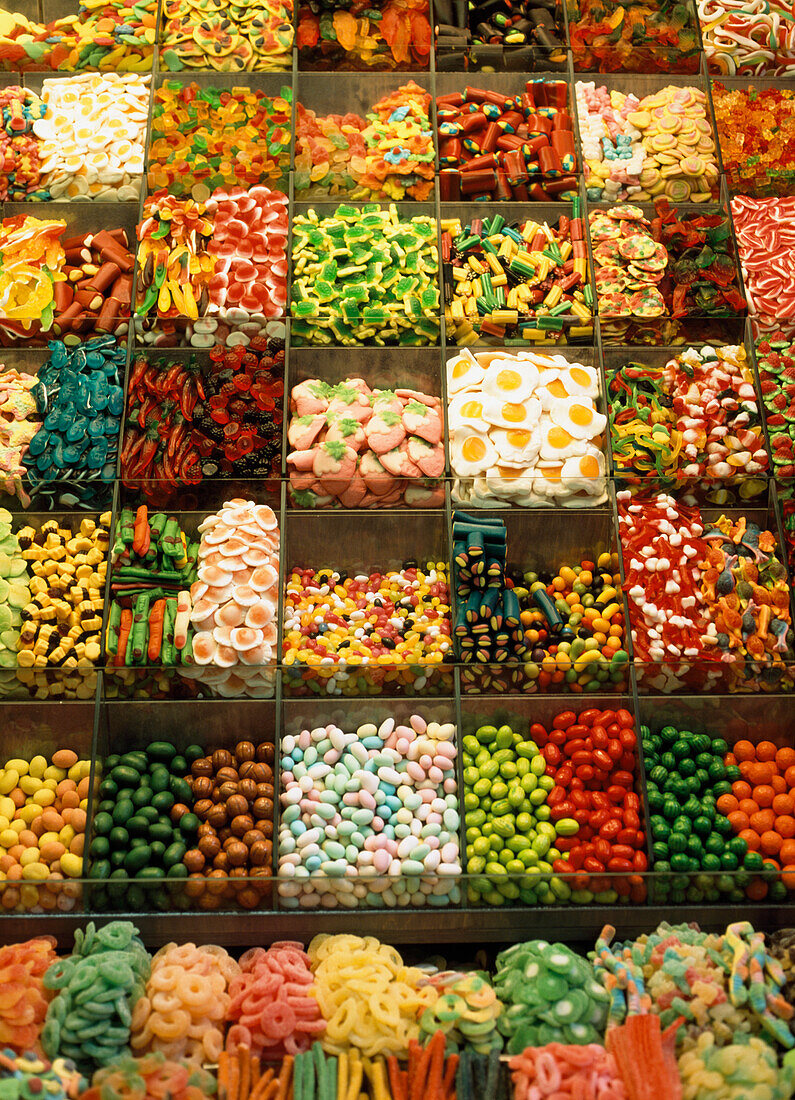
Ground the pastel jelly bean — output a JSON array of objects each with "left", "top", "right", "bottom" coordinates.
[
  {"left": 16, "top": 515, "right": 110, "bottom": 700},
  {"left": 297, "top": 1, "right": 431, "bottom": 70},
  {"left": 732, "top": 196, "right": 795, "bottom": 328},
  {"left": 441, "top": 208, "right": 592, "bottom": 346},
  {"left": 148, "top": 82, "right": 292, "bottom": 199},
  {"left": 42, "top": 921, "right": 150, "bottom": 1073},
  {"left": 295, "top": 82, "right": 434, "bottom": 201},
  {"left": 179, "top": 499, "right": 279, "bottom": 699},
  {"left": 88, "top": 741, "right": 201, "bottom": 912},
  {"left": 226, "top": 941, "right": 325, "bottom": 1056},
  {"left": 287, "top": 378, "right": 444, "bottom": 509},
  {"left": 577, "top": 82, "right": 718, "bottom": 204},
  {"left": 182, "top": 740, "right": 275, "bottom": 911},
  {"left": 494, "top": 939, "right": 610, "bottom": 1052},
  {"left": 81, "top": 1052, "right": 216, "bottom": 1100},
  {"left": 0, "top": 937, "right": 59, "bottom": 1050},
  {"left": 570, "top": 0, "right": 700, "bottom": 73},
  {"left": 291, "top": 205, "right": 439, "bottom": 347},
  {"left": 307, "top": 933, "right": 435, "bottom": 1057},
  {"left": 131, "top": 942, "right": 239, "bottom": 1063},
  {"left": 278, "top": 715, "right": 460, "bottom": 908},
  {"left": 436, "top": 80, "right": 576, "bottom": 203},
  {"left": 160, "top": 0, "right": 293, "bottom": 72},
  {"left": 447, "top": 350, "right": 607, "bottom": 506},
  {"left": 282, "top": 563, "right": 452, "bottom": 696}
]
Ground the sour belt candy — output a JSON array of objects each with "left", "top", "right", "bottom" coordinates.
[
  {"left": 131, "top": 942, "right": 239, "bottom": 1063},
  {"left": 148, "top": 82, "right": 292, "bottom": 199},
  {"left": 436, "top": 80, "right": 576, "bottom": 203},
  {"left": 226, "top": 942, "right": 325, "bottom": 1056},
  {"left": 286, "top": 377, "right": 444, "bottom": 509},
  {"left": 295, "top": 81, "right": 433, "bottom": 202},
  {"left": 712, "top": 83, "right": 795, "bottom": 198},
  {"left": 0, "top": 937, "right": 58, "bottom": 1049},
  {"left": 442, "top": 209, "right": 592, "bottom": 345},
  {"left": 698, "top": 0, "right": 795, "bottom": 75},
  {"left": 291, "top": 205, "right": 439, "bottom": 347},
  {"left": 34, "top": 74, "right": 149, "bottom": 201},
  {"left": 159, "top": 0, "right": 294, "bottom": 72},
  {"left": 307, "top": 933, "right": 435, "bottom": 1057},
  {"left": 494, "top": 940, "right": 610, "bottom": 1052},
  {"left": 731, "top": 195, "right": 795, "bottom": 328},
  {"left": 577, "top": 82, "right": 718, "bottom": 203},
  {"left": 453, "top": 513, "right": 524, "bottom": 667},
  {"left": 447, "top": 349, "right": 607, "bottom": 506},
  {"left": 81, "top": 1053, "right": 215, "bottom": 1100},
  {"left": 180, "top": 499, "right": 279, "bottom": 699},
  {"left": 0, "top": 749, "right": 91, "bottom": 911},
  {"left": 296, "top": 0, "right": 432, "bottom": 70},
  {"left": 278, "top": 714, "right": 460, "bottom": 909},
  {"left": 41, "top": 921, "right": 150, "bottom": 1074},
  {"left": 570, "top": 0, "right": 700, "bottom": 72}
]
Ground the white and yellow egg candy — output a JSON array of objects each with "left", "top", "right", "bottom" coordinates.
[
  {"left": 447, "top": 350, "right": 607, "bottom": 507},
  {"left": 35, "top": 73, "right": 150, "bottom": 201}
]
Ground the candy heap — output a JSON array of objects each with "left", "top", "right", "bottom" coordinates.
[
  {"left": 81, "top": 1054, "right": 215, "bottom": 1100},
  {"left": 418, "top": 970, "right": 502, "bottom": 1051},
  {"left": 609, "top": 344, "right": 769, "bottom": 493},
  {"left": 436, "top": 80, "right": 577, "bottom": 202},
  {"left": 731, "top": 195, "right": 795, "bottom": 329},
  {"left": 278, "top": 713, "right": 460, "bottom": 908},
  {"left": 295, "top": 81, "right": 434, "bottom": 201},
  {"left": 508, "top": 1042, "right": 626, "bottom": 1098},
  {"left": 756, "top": 331, "right": 795, "bottom": 483},
  {"left": 570, "top": 0, "right": 701, "bottom": 72},
  {"left": 0, "top": 217, "right": 66, "bottom": 337},
  {"left": 180, "top": 499, "right": 280, "bottom": 699},
  {"left": 0, "top": 3, "right": 157, "bottom": 74},
  {"left": 159, "top": 0, "right": 294, "bottom": 72},
  {"left": 0, "top": 367, "right": 39, "bottom": 505},
  {"left": 296, "top": 0, "right": 431, "bottom": 69},
  {"left": 0, "top": 936, "right": 58, "bottom": 1047},
  {"left": 435, "top": 0, "right": 567, "bottom": 66},
  {"left": 442, "top": 210, "right": 592, "bottom": 345},
  {"left": 0, "top": 509, "right": 30, "bottom": 698},
  {"left": 286, "top": 377, "right": 444, "bottom": 509},
  {"left": 453, "top": 513, "right": 524, "bottom": 664},
  {"left": 291, "top": 205, "right": 439, "bottom": 346},
  {"left": 282, "top": 561, "right": 452, "bottom": 696},
  {"left": 711, "top": 83, "right": 795, "bottom": 198},
  {"left": 698, "top": 0, "right": 795, "bottom": 75},
  {"left": 148, "top": 83, "right": 292, "bottom": 197},
  {"left": 135, "top": 186, "right": 288, "bottom": 347},
  {"left": 577, "top": 83, "right": 718, "bottom": 203},
  {"left": 447, "top": 349, "right": 607, "bottom": 506},
  {"left": 0, "top": 87, "right": 48, "bottom": 201}
]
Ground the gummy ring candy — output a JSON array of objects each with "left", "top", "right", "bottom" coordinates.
[
  {"left": 99, "top": 960, "right": 134, "bottom": 988},
  {"left": 261, "top": 1001, "right": 296, "bottom": 1042},
  {"left": 43, "top": 960, "right": 76, "bottom": 990},
  {"left": 150, "top": 1009, "right": 191, "bottom": 1042},
  {"left": 176, "top": 973, "right": 211, "bottom": 1009},
  {"left": 96, "top": 923, "right": 135, "bottom": 952}
]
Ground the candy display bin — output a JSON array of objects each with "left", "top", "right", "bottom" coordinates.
[
  {"left": 454, "top": 504, "right": 630, "bottom": 695},
  {"left": 286, "top": 345, "right": 445, "bottom": 509},
  {"left": 147, "top": 73, "right": 293, "bottom": 200},
  {"left": 602, "top": 332, "right": 772, "bottom": 506},
  {"left": 566, "top": 0, "right": 702, "bottom": 74},
  {"left": 709, "top": 76, "right": 795, "bottom": 199},
  {"left": 0, "top": 700, "right": 95, "bottom": 916},
  {"left": 281, "top": 506, "right": 453, "bottom": 697},
  {"left": 296, "top": 0, "right": 432, "bottom": 72},
  {"left": 434, "top": 41, "right": 568, "bottom": 73},
  {"left": 277, "top": 696, "right": 461, "bottom": 911},
  {"left": 293, "top": 71, "right": 435, "bottom": 201},
  {"left": 86, "top": 696, "right": 277, "bottom": 914}
]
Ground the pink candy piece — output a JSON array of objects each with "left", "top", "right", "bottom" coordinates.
[{"left": 206, "top": 186, "right": 288, "bottom": 321}]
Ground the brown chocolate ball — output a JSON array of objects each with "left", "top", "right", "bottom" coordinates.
[
  {"left": 230, "top": 813, "right": 253, "bottom": 837},
  {"left": 238, "top": 778, "right": 257, "bottom": 803},
  {"left": 193, "top": 798, "right": 214, "bottom": 820},
  {"left": 253, "top": 797, "right": 273, "bottom": 821},
  {"left": 183, "top": 849, "right": 205, "bottom": 873},
  {"left": 191, "top": 758, "right": 213, "bottom": 778},
  {"left": 206, "top": 804, "right": 228, "bottom": 830},
  {"left": 250, "top": 840, "right": 271, "bottom": 866},
  {"left": 212, "top": 749, "right": 233, "bottom": 771},
  {"left": 216, "top": 766, "right": 239, "bottom": 784},
  {"left": 192, "top": 777, "right": 213, "bottom": 800},
  {"left": 235, "top": 741, "right": 256, "bottom": 764},
  {"left": 225, "top": 794, "right": 249, "bottom": 819},
  {"left": 198, "top": 834, "right": 221, "bottom": 860},
  {"left": 226, "top": 840, "right": 248, "bottom": 867},
  {"left": 212, "top": 851, "right": 230, "bottom": 872}
]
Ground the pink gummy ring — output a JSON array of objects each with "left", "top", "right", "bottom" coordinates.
[{"left": 259, "top": 1000, "right": 296, "bottom": 1042}]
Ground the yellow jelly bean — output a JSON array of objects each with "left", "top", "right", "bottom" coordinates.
[
  {"left": 0, "top": 769, "right": 19, "bottom": 795},
  {"left": 21, "top": 861, "right": 50, "bottom": 881},
  {"left": 19, "top": 775, "right": 43, "bottom": 795},
  {"left": 33, "top": 788, "right": 56, "bottom": 808},
  {"left": 10, "top": 819, "right": 25, "bottom": 835},
  {"left": 28, "top": 755, "right": 47, "bottom": 779},
  {"left": 60, "top": 853, "right": 82, "bottom": 878},
  {"left": 0, "top": 829, "right": 18, "bottom": 849},
  {"left": 20, "top": 847, "right": 41, "bottom": 867},
  {"left": 18, "top": 804, "right": 42, "bottom": 824},
  {"left": 44, "top": 765, "right": 66, "bottom": 782},
  {"left": 4, "top": 759, "right": 29, "bottom": 777},
  {"left": 0, "top": 797, "right": 14, "bottom": 820},
  {"left": 59, "top": 824, "right": 76, "bottom": 846}
]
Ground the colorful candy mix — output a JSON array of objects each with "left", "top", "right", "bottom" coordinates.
[
  {"left": 135, "top": 187, "right": 288, "bottom": 347},
  {"left": 296, "top": 0, "right": 431, "bottom": 70},
  {"left": 294, "top": 81, "right": 434, "bottom": 201},
  {"left": 442, "top": 209, "right": 592, "bottom": 345},
  {"left": 0, "top": 937, "right": 58, "bottom": 1050},
  {"left": 16, "top": 514, "right": 110, "bottom": 700},
  {"left": 0, "top": 87, "right": 48, "bottom": 201},
  {"left": 0, "top": 3, "right": 156, "bottom": 74},
  {"left": 81, "top": 1054, "right": 215, "bottom": 1100},
  {"left": 418, "top": 971, "right": 502, "bottom": 1052},
  {"left": 0, "top": 512, "right": 30, "bottom": 698},
  {"left": 180, "top": 499, "right": 279, "bottom": 699},
  {"left": 508, "top": 1042, "right": 626, "bottom": 1099},
  {"left": 495, "top": 940, "right": 610, "bottom": 1052},
  {"left": 756, "top": 331, "right": 795, "bottom": 482},
  {"left": 287, "top": 377, "right": 444, "bottom": 509},
  {"left": 570, "top": 0, "right": 700, "bottom": 73},
  {"left": 679, "top": 1031, "right": 794, "bottom": 1099},
  {"left": 159, "top": 0, "right": 294, "bottom": 72},
  {"left": 42, "top": 921, "right": 150, "bottom": 1073},
  {"left": 712, "top": 84, "right": 795, "bottom": 198},
  {"left": 307, "top": 934, "right": 435, "bottom": 1057},
  {"left": 131, "top": 942, "right": 239, "bottom": 1063},
  {"left": 0, "top": 217, "right": 66, "bottom": 337},
  {"left": 148, "top": 83, "right": 292, "bottom": 198},
  {"left": 0, "top": 748, "right": 90, "bottom": 910},
  {"left": 447, "top": 349, "right": 607, "bottom": 506},
  {"left": 35, "top": 74, "right": 149, "bottom": 201},
  {"left": 0, "top": 1050, "right": 81, "bottom": 1100},
  {"left": 278, "top": 714, "right": 460, "bottom": 909},
  {"left": 291, "top": 205, "right": 440, "bottom": 347},
  {"left": 698, "top": 0, "right": 795, "bottom": 75},
  {"left": 226, "top": 942, "right": 325, "bottom": 1056},
  {"left": 436, "top": 80, "right": 577, "bottom": 202},
  {"left": 282, "top": 562, "right": 452, "bottom": 695},
  {"left": 577, "top": 82, "right": 719, "bottom": 203},
  {"left": 0, "top": 369, "right": 38, "bottom": 505},
  {"left": 731, "top": 195, "right": 795, "bottom": 328}
]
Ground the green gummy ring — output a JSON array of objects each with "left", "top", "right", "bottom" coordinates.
[
  {"left": 95, "top": 922, "right": 135, "bottom": 951},
  {"left": 44, "top": 959, "right": 76, "bottom": 989},
  {"left": 41, "top": 1018, "right": 60, "bottom": 1058},
  {"left": 99, "top": 958, "right": 134, "bottom": 988}
]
